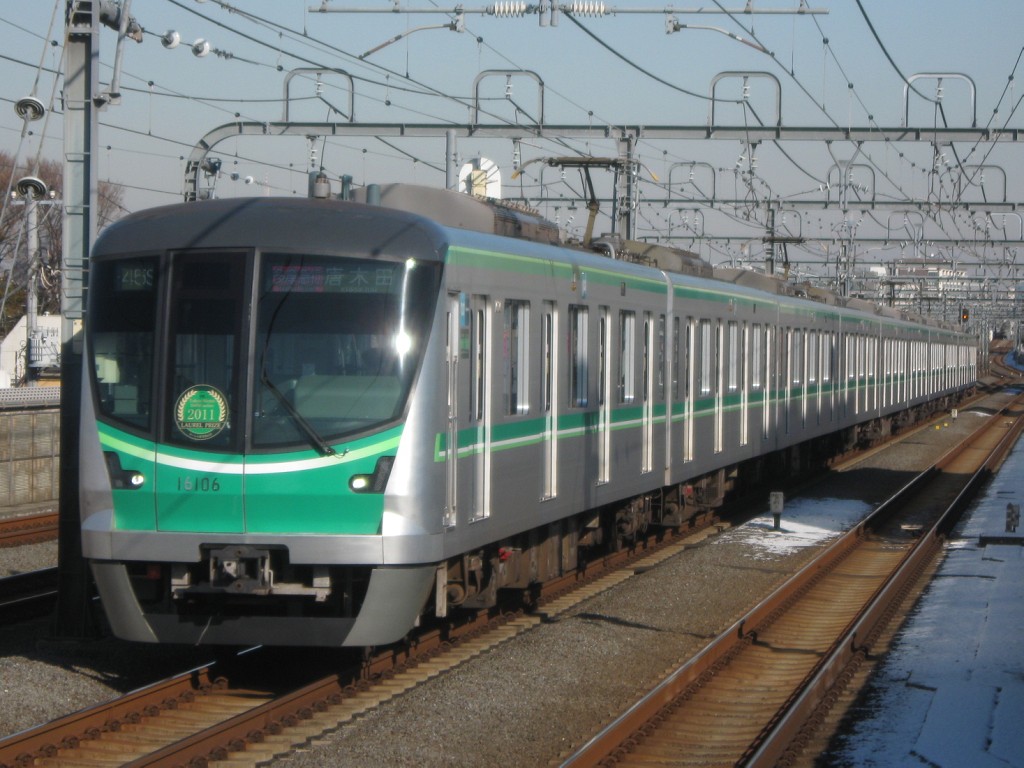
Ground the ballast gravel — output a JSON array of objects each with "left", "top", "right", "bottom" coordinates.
[{"left": 0, "top": 398, "right": 999, "bottom": 765}]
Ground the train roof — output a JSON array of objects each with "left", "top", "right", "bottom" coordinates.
[
  {"left": 92, "top": 196, "right": 451, "bottom": 263},
  {"left": 93, "top": 189, "right": 967, "bottom": 336}
]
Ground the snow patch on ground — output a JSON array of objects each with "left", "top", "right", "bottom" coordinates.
[{"left": 717, "top": 497, "right": 870, "bottom": 560}]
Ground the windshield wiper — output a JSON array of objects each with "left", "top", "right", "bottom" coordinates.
[{"left": 260, "top": 368, "right": 336, "bottom": 457}]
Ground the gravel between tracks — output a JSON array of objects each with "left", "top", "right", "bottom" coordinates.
[
  {"left": 0, "top": 540, "right": 57, "bottom": 578},
  {"left": 0, "top": 395, "right": 1006, "bottom": 765}
]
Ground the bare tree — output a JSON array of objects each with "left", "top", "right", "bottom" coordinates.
[{"left": 0, "top": 150, "right": 125, "bottom": 336}]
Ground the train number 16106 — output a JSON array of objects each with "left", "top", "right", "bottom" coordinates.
[{"left": 176, "top": 476, "right": 221, "bottom": 492}]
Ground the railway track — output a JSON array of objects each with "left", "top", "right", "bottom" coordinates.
[
  {"left": 0, "top": 389, "right": 1009, "bottom": 767},
  {"left": 0, "top": 509, "right": 730, "bottom": 768},
  {"left": 0, "top": 567, "right": 58, "bottom": 622},
  {"left": 560, "top": 390, "right": 1024, "bottom": 768},
  {"left": 0, "top": 510, "right": 58, "bottom": 548}
]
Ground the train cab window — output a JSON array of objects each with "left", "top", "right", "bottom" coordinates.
[
  {"left": 504, "top": 300, "right": 530, "bottom": 416},
  {"left": 89, "top": 256, "right": 159, "bottom": 431},
  {"left": 569, "top": 305, "right": 589, "bottom": 407},
  {"left": 252, "top": 253, "right": 441, "bottom": 449}
]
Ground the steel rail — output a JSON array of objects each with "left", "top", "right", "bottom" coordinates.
[
  {"left": 0, "top": 567, "right": 58, "bottom": 622},
  {"left": 0, "top": 668, "right": 220, "bottom": 768},
  {"left": 561, "top": 389, "right": 1024, "bottom": 767},
  {"left": 0, "top": 512, "right": 59, "bottom": 548},
  {"left": 748, "top": 392, "right": 1024, "bottom": 766}
]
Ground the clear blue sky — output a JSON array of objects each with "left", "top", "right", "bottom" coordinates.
[{"left": 2, "top": 1, "right": 1023, "bottom": 273}]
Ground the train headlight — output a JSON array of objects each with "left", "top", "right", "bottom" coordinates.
[
  {"left": 104, "top": 451, "right": 146, "bottom": 491},
  {"left": 349, "top": 456, "right": 395, "bottom": 494}
]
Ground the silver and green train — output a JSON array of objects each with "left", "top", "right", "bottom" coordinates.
[{"left": 80, "top": 185, "right": 978, "bottom": 647}]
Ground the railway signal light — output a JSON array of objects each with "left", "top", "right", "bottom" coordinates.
[{"left": 961, "top": 307, "right": 969, "bottom": 323}]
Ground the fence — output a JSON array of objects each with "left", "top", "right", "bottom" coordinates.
[{"left": 0, "top": 393, "right": 61, "bottom": 511}]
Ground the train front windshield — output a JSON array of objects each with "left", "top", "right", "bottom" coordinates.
[{"left": 88, "top": 251, "right": 441, "bottom": 453}]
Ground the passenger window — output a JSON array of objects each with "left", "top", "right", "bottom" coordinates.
[
  {"left": 619, "top": 310, "right": 635, "bottom": 404},
  {"left": 569, "top": 305, "right": 588, "bottom": 407},
  {"left": 727, "top": 321, "right": 739, "bottom": 392},
  {"left": 504, "top": 300, "right": 529, "bottom": 416},
  {"left": 699, "top": 319, "right": 712, "bottom": 395}
]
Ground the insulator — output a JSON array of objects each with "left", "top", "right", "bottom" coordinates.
[
  {"left": 490, "top": 2, "right": 527, "bottom": 17},
  {"left": 566, "top": 1, "right": 606, "bottom": 16},
  {"left": 161, "top": 30, "right": 180, "bottom": 49},
  {"left": 15, "top": 96, "right": 45, "bottom": 121},
  {"left": 15, "top": 176, "right": 48, "bottom": 200}
]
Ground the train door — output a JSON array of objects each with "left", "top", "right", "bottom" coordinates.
[
  {"left": 725, "top": 320, "right": 742, "bottom": 447},
  {"left": 796, "top": 329, "right": 806, "bottom": 430},
  {"left": 824, "top": 332, "right": 835, "bottom": 423},
  {"left": 157, "top": 251, "right": 245, "bottom": 534},
  {"left": 445, "top": 293, "right": 491, "bottom": 525},
  {"left": 786, "top": 327, "right": 794, "bottom": 436},
  {"left": 698, "top": 319, "right": 713, "bottom": 455},
  {"left": 767, "top": 323, "right": 777, "bottom": 441},
  {"left": 684, "top": 317, "right": 695, "bottom": 462},
  {"left": 740, "top": 322, "right": 749, "bottom": 446},
  {"left": 444, "top": 294, "right": 460, "bottom": 527},
  {"left": 750, "top": 323, "right": 764, "bottom": 442},
  {"left": 541, "top": 302, "right": 557, "bottom": 500},
  {"left": 808, "top": 330, "right": 818, "bottom": 426},
  {"left": 469, "top": 295, "right": 491, "bottom": 520},
  {"left": 714, "top": 320, "right": 723, "bottom": 454},
  {"left": 598, "top": 307, "right": 611, "bottom": 484},
  {"left": 642, "top": 312, "right": 654, "bottom": 473},
  {"left": 761, "top": 324, "right": 771, "bottom": 442},
  {"left": 667, "top": 315, "right": 678, "bottom": 474}
]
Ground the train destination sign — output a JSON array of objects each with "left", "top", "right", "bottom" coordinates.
[{"left": 267, "top": 262, "right": 396, "bottom": 294}]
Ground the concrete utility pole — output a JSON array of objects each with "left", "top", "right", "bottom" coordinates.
[
  {"left": 25, "top": 196, "right": 39, "bottom": 384},
  {"left": 53, "top": 0, "right": 100, "bottom": 638}
]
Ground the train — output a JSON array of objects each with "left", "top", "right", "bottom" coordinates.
[{"left": 79, "top": 184, "right": 978, "bottom": 647}]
